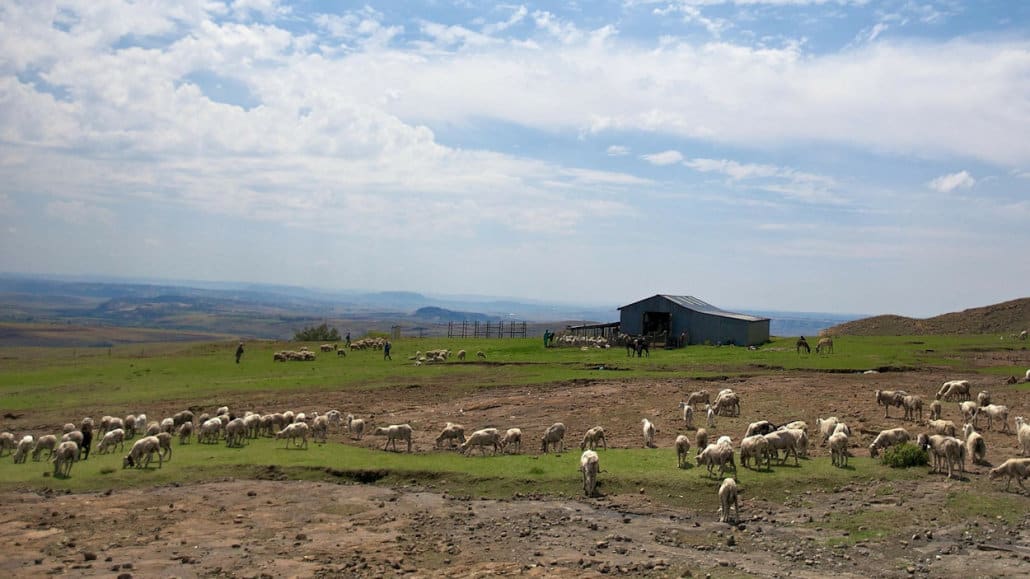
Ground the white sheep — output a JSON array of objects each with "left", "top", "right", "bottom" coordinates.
[
  {"left": 641, "top": 418, "right": 657, "bottom": 448},
  {"left": 373, "top": 424, "right": 413, "bottom": 453},
  {"left": 869, "top": 428, "right": 911, "bottom": 458},
  {"left": 705, "top": 405, "right": 716, "bottom": 429},
  {"left": 697, "top": 441, "right": 735, "bottom": 478},
  {"left": 580, "top": 450, "right": 600, "bottom": 496},
  {"left": 685, "top": 390, "right": 710, "bottom": 408},
  {"left": 959, "top": 401, "right": 980, "bottom": 426},
  {"left": 346, "top": 414, "right": 366, "bottom": 440},
  {"left": 309, "top": 415, "right": 330, "bottom": 443},
  {"left": 739, "top": 434, "right": 771, "bottom": 470},
  {"left": 541, "top": 423, "right": 566, "bottom": 453},
  {"left": 928, "top": 400, "right": 943, "bottom": 421},
  {"left": 52, "top": 441, "right": 79, "bottom": 477},
  {"left": 743, "top": 420, "right": 776, "bottom": 439},
  {"left": 160, "top": 417, "right": 175, "bottom": 434},
  {"left": 435, "top": 422, "right": 466, "bottom": 449},
  {"left": 977, "top": 391, "right": 991, "bottom": 407},
  {"left": 828, "top": 432, "right": 849, "bottom": 468},
  {"left": 0, "top": 432, "right": 15, "bottom": 456},
  {"left": 198, "top": 418, "right": 223, "bottom": 444},
  {"left": 927, "top": 419, "right": 958, "bottom": 437},
  {"left": 695, "top": 428, "right": 708, "bottom": 453},
  {"left": 718, "top": 477, "right": 739, "bottom": 524},
  {"left": 155, "top": 432, "right": 173, "bottom": 460},
  {"left": 243, "top": 413, "right": 262, "bottom": 439},
  {"left": 713, "top": 391, "right": 741, "bottom": 417},
  {"left": 1015, "top": 416, "right": 1029, "bottom": 456},
  {"left": 580, "top": 426, "right": 607, "bottom": 451},
  {"left": 276, "top": 422, "right": 310, "bottom": 449},
  {"left": 962, "top": 423, "right": 987, "bottom": 465},
  {"left": 679, "top": 402, "right": 694, "bottom": 429},
  {"left": 675, "top": 435, "right": 692, "bottom": 468},
  {"left": 459, "top": 428, "right": 500, "bottom": 456},
  {"left": 144, "top": 421, "right": 161, "bottom": 437},
  {"left": 456, "top": 349, "right": 466, "bottom": 361},
  {"left": 12, "top": 435, "right": 33, "bottom": 463},
  {"left": 816, "top": 417, "right": 839, "bottom": 444},
  {"left": 216, "top": 406, "right": 229, "bottom": 417},
  {"left": 917, "top": 434, "right": 965, "bottom": 479},
  {"left": 901, "top": 395, "right": 924, "bottom": 421},
  {"left": 500, "top": 428, "right": 522, "bottom": 454},
  {"left": 779, "top": 420, "right": 808, "bottom": 433},
  {"left": 61, "top": 423, "right": 75, "bottom": 434},
  {"left": 123, "top": 415, "right": 138, "bottom": 438},
  {"left": 988, "top": 458, "right": 1030, "bottom": 491},
  {"left": 875, "top": 389, "right": 908, "bottom": 418},
  {"left": 96, "top": 428, "right": 125, "bottom": 454},
  {"left": 832, "top": 422, "right": 851, "bottom": 437},
  {"left": 177, "top": 422, "right": 193, "bottom": 444},
  {"left": 32, "top": 435, "right": 58, "bottom": 461},
  {"left": 225, "top": 418, "right": 247, "bottom": 447},
  {"left": 61, "top": 430, "right": 84, "bottom": 448},
  {"left": 763, "top": 430, "right": 800, "bottom": 465},
  {"left": 936, "top": 380, "right": 971, "bottom": 402},
  {"left": 172, "top": 410, "right": 194, "bottom": 427},
  {"left": 976, "top": 404, "right": 1011, "bottom": 433},
  {"left": 123, "top": 436, "right": 162, "bottom": 469}
]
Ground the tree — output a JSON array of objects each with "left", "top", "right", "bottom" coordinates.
[{"left": 294, "top": 323, "right": 340, "bottom": 342}]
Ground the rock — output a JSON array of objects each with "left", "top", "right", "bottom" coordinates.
[
  {"left": 727, "top": 535, "right": 736, "bottom": 547},
  {"left": 83, "top": 552, "right": 97, "bottom": 562}
]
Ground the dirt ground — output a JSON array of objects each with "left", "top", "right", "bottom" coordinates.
[{"left": 2, "top": 368, "right": 1030, "bottom": 577}]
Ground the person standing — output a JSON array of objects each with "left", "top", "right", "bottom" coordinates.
[
  {"left": 235, "top": 342, "right": 245, "bottom": 364},
  {"left": 383, "top": 340, "right": 392, "bottom": 360},
  {"left": 345, "top": 332, "right": 351, "bottom": 348}
]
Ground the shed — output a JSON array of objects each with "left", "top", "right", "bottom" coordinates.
[{"left": 618, "top": 295, "right": 770, "bottom": 347}]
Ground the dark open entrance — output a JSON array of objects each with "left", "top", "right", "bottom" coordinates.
[{"left": 642, "top": 311, "right": 671, "bottom": 336}]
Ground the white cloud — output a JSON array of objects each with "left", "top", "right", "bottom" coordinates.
[
  {"left": 928, "top": 170, "right": 975, "bottom": 193},
  {"left": 683, "top": 157, "right": 842, "bottom": 203},
  {"left": 641, "top": 150, "right": 685, "bottom": 165},
  {"left": 607, "top": 145, "right": 630, "bottom": 156},
  {"left": 45, "top": 200, "right": 114, "bottom": 226}
]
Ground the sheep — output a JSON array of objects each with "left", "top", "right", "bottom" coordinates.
[
  {"left": 739, "top": 434, "right": 771, "bottom": 470},
  {"left": 123, "top": 436, "right": 162, "bottom": 469},
  {"left": 123, "top": 415, "right": 138, "bottom": 438},
  {"left": 928, "top": 400, "right": 943, "bottom": 421},
  {"left": 310, "top": 415, "right": 330, "bottom": 443},
  {"left": 198, "top": 418, "right": 223, "bottom": 444},
  {"left": 581, "top": 426, "right": 608, "bottom": 451},
  {"left": 12, "top": 435, "right": 33, "bottom": 463},
  {"left": 197, "top": 413, "right": 210, "bottom": 427},
  {"left": 456, "top": 350, "right": 467, "bottom": 361},
  {"left": 276, "top": 422, "right": 310, "bottom": 448},
  {"left": 675, "top": 435, "right": 692, "bottom": 468},
  {"left": 705, "top": 405, "right": 716, "bottom": 428},
  {"left": 816, "top": 417, "right": 840, "bottom": 444},
  {"left": 963, "top": 423, "right": 987, "bottom": 465},
  {"left": 160, "top": 417, "right": 175, "bottom": 434},
  {"left": 780, "top": 420, "right": 808, "bottom": 433},
  {"left": 713, "top": 391, "right": 741, "bottom": 417},
  {"left": 62, "top": 423, "right": 75, "bottom": 434},
  {"left": 172, "top": 410, "right": 194, "bottom": 427},
  {"left": 346, "top": 414, "right": 366, "bottom": 440},
  {"left": 52, "top": 441, "right": 79, "bottom": 477},
  {"left": 959, "top": 401, "right": 980, "bottom": 426},
  {"left": 435, "top": 422, "right": 466, "bottom": 449},
  {"left": 936, "top": 380, "right": 971, "bottom": 402},
  {"left": 695, "top": 428, "right": 708, "bottom": 453},
  {"left": 917, "top": 433, "right": 965, "bottom": 478},
  {"left": 988, "top": 458, "right": 1030, "bottom": 491},
  {"left": 875, "top": 390, "right": 908, "bottom": 418},
  {"left": 216, "top": 406, "right": 229, "bottom": 417},
  {"left": 977, "top": 404, "right": 1011, "bottom": 433},
  {"left": 743, "top": 420, "right": 776, "bottom": 439},
  {"left": 500, "top": 428, "right": 522, "bottom": 454},
  {"left": 977, "top": 391, "right": 991, "bottom": 407},
  {"left": 541, "top": 423, "right": 566, "bottom": 453},
  {"left": 868, "top": 428, "right": 911, "bottom": 457},
  {"left": 718, "top": 477, "right": 740, "bottom": 524},
  {"left": 476, "top": 351, "right": 486, "bottom": 359},
  {"left": 144, "top": 421, "right": 161, "bottom": 437},
  {"left": 1015, "top": 417, "right": 1030, "bottom": 456},
  {"left": 225, "top": 418, "right": 247, "bottom": 448},
  {"left": 325, "top": 410, "right": 344, "bottom": 429},
  {"left": 641, "top": 418, "right": 658, "bottom": 448},
  {"left": 177, "top": 422, "right": 193, "bottom": 445},
  {"left": 927, "top": 419, "right": 958, "bottom": 437},
  {"left": 685, "top": 390, "right": 710, "bottom": 408},
  {"left": 763, "top": 430, "right": 800, "bottom": 465},
  {"left": 32, "top": 435, "right": 58, "bottom": 461},
  {"left": 679, "top": 402, "right": 694, "bottom": 429},
  {"left": 61, "top": 430, "right": 84, "bottom": 448},
  {"left": 697, "top": 441, "right": 736, "bottom": 478},
  {"left": 243, "top": 413, "right": 262, "bottom": 439},
  {"left": 829, "top": 432, "right": 849, "bottom": 468},
  {"left": 373, "top": 424, "right": 413, "bottom": 453},
  {"left": 155, "top": 432, "right": 172, "bottom": 460},
  {"left": 901, "top": 395, "right": 924, "bottom": 422},
  {"left": 580, "top": 450, "right": 600, "bottom": 497},
  {"left": 0, "top": 432, "right": 15, "bottom": 456},
  {"left": 96, "top": 429, "right": 125, "bottom": 454},
  {"left": 458, "top": 428, "right": 500, "bottom": 456}
]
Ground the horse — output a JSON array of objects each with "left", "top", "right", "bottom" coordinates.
[
  {"left": 634, "top": 338, "right": 650, "bottom": 358},
  {"left": 816, "top": 337, "right": 834, "bottom": 354},
  {"left": 796, "top": 337, "right": 810, "bottom": 354}
]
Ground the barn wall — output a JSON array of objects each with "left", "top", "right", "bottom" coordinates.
[{"left": 620, "top": 295, "right": 770, "bottom": 347}]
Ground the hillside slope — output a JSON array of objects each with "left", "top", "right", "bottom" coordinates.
[{"left": 827, "top": 297, "right": 1030, "bottom": 336}]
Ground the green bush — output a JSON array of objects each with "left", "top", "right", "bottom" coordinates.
[
  {"left": 294, "top": 323, "right": 340, "bottom": 342},
  {"left": 880, "top": 443, "right": 928, "bottom": 468}
]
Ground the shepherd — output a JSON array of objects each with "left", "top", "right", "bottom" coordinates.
[
  {"left": 796, "top": 336, "right": 810, "bottom": 355},
  {"left": 235, "top": 342, "right": 245, "bottom": 364}
]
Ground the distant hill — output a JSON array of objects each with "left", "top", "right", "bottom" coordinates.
[
  {"left": 413, "top": 306, "right": 495, "bottom": 323},
  {"left": 827, "top": 298, "right": 1030, "bottom": 336}
]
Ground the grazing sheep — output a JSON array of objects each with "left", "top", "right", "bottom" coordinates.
[
  {"left": 901, "top": 395, "right": 924, "bottom": 421},
  {"left": 123, "top": 415, "right": 138, "bottom": 438},
  {"left": 276, "top": 422, "right": 310, "bottom": 449},
  {"left": 225, "top": 418, "right": 247, "bottom": 448},
  {"left": 927, "top": 419, "right": 958, "bottom": 437},
  {"left": 62, "top": 423, "right": 75, "bottom": 434},
  {"left": 52, "top": 441, "right": 79, "bottom": 477},
  {"left": 780, "top": 420, "right": 808, "bottom": 433},
  {"left": 580, "top": 450, "right": 600, "bottom": 496},
  {"left": 743, "top": 420, "right": 776, "bottom": 439},
  {"left": 155, "top": 432, "right": 172, "bottom": 460},
  {"left": 936, "top": 380, "right": 971, "bottom": 402},
  {"left": 740, "top": 434, "right": 771, "bottom": 470},
  {"left": 541, "top": 423, "right": 566, "bottom": 453},
  {"left": 144, "top": 421, "right": 161, "bottom": 437},
  {"left": 718, "top": 478, "right": 740, "bottom": 523},
  {"left": 829, "top": 432, "right": 849, "bottom": 468},
  {"left": 917, "top": 433, "right": 965, "bottom": 478},
  {"left": 172, "top": 410, "right": 194, "bottom": 427},
  {"left": 832, "top": 422, "right": 852, "bottom": 438},
  {"left": 198, "top": 418, "right": 223, "bottom": 444},
  {"left": 177, "top": 422, "right": 193, "bottom": 445},
  {"left": 1015, "top": 417, "right": 1030, "bottom": 456},
  {"left": 435, "top": 422, "right": 467, "bottom": 449},
  {"left": 641, "top": 419, "right": 657, "bottom": 448},
  {"left": 875, "top": 390, "right": 908, "bottom": 418},
  {"left": 160, "top": 417, "right": 175, "bottom": 434},
  {"left": 310, "top": 415, "right": 330, "bottom": 443},
  {"left": 928, "top": 400, "right": 943, "bottom": 421},
  {"left": 500, "top": 428, "right": 522, "bottom": 454},
  {"left": 706, "top": 405, "right": 716, "bottom": 428},
  {"left": 0, "top": 432, "right": 15, "bottom": 456},
  {"left": 712, "top": 390, "right": 741, "bottom": 417},
  {"left": 456, "top": 350, "right": 466, "bottom": 361},
  {"left": 959, "top": 401, "right": 980, "bottom": 427},
  {"left": 12, "top": 435, "right": 33, "bottom": 463},
  {"left": 963, "top": 423, "right": 987, "bottom": 465},
  {"left": 325, "top": 410, "right": 344, "bottom": 429},
  {"left": 374, "top": 424, "right": 413, "bottom": 453},
  {"left": 763, "top": 430, "right": 800, "bottom": 465},
  {"left": 685, "top": 390, "right": 710, "bottom": 408},
  {"left": 675, "top": 435, "right": 692, "bottom": 468},
  {"left": 697, "top": 441, "right": 736, "bottom": 478},
  {"left": 476, "top": 351, "right": 486, "bottom": 359},
  {"left": 581, "top": 426, "right": 608, "bottom": 451},
  {"left": 459, "top": 428, "right": 501, "bottom": 456},
  {"left": 977, "top": 391, "right": 991, "bottom": 407},
  {"left": 988, "top": 458, "right": 1030, "bottom": 491},
  {"left": 346, "top": 414, "right": 366, "bottom": 440},
  {"left": 96, "top": 429, "right": 125, "bottom": 454},
  {"left": 123, "top": 436, "right": 162, "bottom": 469},
  {"left": 977, "top": 404, "right": 1011, "bottom": 433},
  {"left": 61, "top": 430, "right": 84, "bottom": 449},
  {"left": 216, "top": 406, "right": 229, "bottom": 417},
  {"left": 32, "top": 435, "right": 58, "bottom": 461},
  {"left": 816, "top": 417, "right": 840, "bottom": 444},
  {"left": 695, "top": 428, "right": 708, "bottom": 454},
  {"left": 679, "top": 402, "right": 694, "bottom": 429},
  {"left": 243, "top": 413, "right": 262, "bottom": 439}
]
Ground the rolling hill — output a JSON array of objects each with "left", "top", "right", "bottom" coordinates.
[{"left": 827, "top": 297, "right": 1030, "bottom": 336}]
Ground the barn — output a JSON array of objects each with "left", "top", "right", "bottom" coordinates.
[{"left": 618, "top": 295, "right": 770, "bottom": 347}]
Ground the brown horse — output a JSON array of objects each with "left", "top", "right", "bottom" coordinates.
[
  {"left": 816, "top": 337, "right": 834, "bottom": 354},
  {"left": 796, "top": 337, "right": 810, "bottom": 354}
]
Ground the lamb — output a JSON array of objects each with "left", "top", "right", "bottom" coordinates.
[
  {"left": 917, "top": 433, "right": 965, "bottom": 478},
  {"left": 177, "top": 422, "right": 193, "bottom": 444},
  {"left": 927, "top": 419, "right": 958, "bottom": 437},
  {"left": 739, "top": 434, "right": 771, "bottom": 470},
  {"left": 936, "top": 380, "right": 971, "bottom": 402},
  {"left": 928, "top": 400, "right": 943, "bottom": 421},
  {"left": 32, "top": 435, "right": 58, "bottom": 461},
  {"left": 977, "top": 391, "right": 991, "bottom": 407},
  {"left": 675, "top": 435, "right": 692, "bottom": 468},
  {"left": 976, "top": 404, "right": 1011, "bottom": 433},
  {"left": 276, "top": 422, "right": 310, "bottom": 449},
  {"left": 868, "top": 428, "right": 911, "bottom": 457},
  {"left": 541, "top": 423, "right": 566, "bottom": 453},
  {"left": 155, "top": 432, "right": 172, "bottom": 460},
  {"left": 499, "top": 428, "right": 522, "bottom": 454},
  {"left": 435, "top": 422, "right": 466, "bottom": 449},
  {"left": 743, "top": 420, "right": 776, "bottom": 439},
  {"left": 581, "top": 426, "right": 608, "bottom": 451},
  {"left": 875, "top": 390, "right": 908, "bottom": 418},
  {"left": 52, "top": 441, "right": 79, "bottom": 477},
  {"left": 456, "top": 349, "right": 466, "bottom": 361},
  {"left": 816, "top": 417, "right": 840, "bottom": 444},
  {"left": 988, "top": 458, "right": 1030, "bottom": 491},
  {"left": 225, "top": 418, "right": 247, "bottom": 448},
  {"left": 763, "top": 430, "right": 800, "bottom": 465},
  {"left": 641, "top": 419, "right": 657, "bottom": 448},
  {"left": 959, "top": 401, "right": 980, "bottom": 426},
  {"left": 901, "top": 395, "right": 924, "bottom": 422},
  {"left": 679, "top": 402, "right": 694, "bottom": 429},
  {"left": 12, "top": 435, "right": 33, "bottom": 463},
  {"left": 0, "top": 432, "right": 15, "bottom": 456},
  {"left": 828, "top": 432, "right": 849, "bottom": 468},
  {"left": 963, "top": 423, "right": 987, "bottom": 465},
  {"left": 346, "top": 414, "right": 366, "bottom": 440},
  {"left": 374, "top": 424, "right": 413, "bottom": 453},
  {"left": 718, "top": 477, "right": 740, "bottom": 524},
  {"left": 685, "top": 390, "right": 710, "bottom": 408},
  {"left": 96, "top": 429, "right": 125, "bottom": 454},
  {"left": 695, "top": 428, "right": 708, "bottom": 453},
  {"left": 705, "top": 405, "right": 716, "bottom": 428},
  {"left": 1015, "top": 416, "right": 1030, "bottom": 456},
  {"left": 697, "top": 441, "right": 736, "bottom": 478},
  {"left": 580, "top": 450, "right": 600, "bottom": 496},
  {"left": 123, "top": 436, "right": 162, "bottom": 469}
]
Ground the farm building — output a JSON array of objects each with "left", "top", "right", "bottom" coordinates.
[{"left": 618, "top": 294, "right": 770, "bottom": 347}]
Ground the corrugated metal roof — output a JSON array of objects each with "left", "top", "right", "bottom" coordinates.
[{"left": 619, "top": 294, "right": 769, "bottom": 322}]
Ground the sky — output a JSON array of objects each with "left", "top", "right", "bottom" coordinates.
[{"left": 1, "top": 0, "right": 1029, "bottom": 318}]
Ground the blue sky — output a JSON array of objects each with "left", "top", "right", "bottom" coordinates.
[{"left": 1, "top": 0, "right": 1028, "bottom": 317}]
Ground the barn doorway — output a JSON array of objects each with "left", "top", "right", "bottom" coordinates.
[{"left": 642, "top": 311, "right": 671, "bottom": 341}]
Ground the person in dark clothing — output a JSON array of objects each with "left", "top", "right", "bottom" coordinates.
[
  {"left": 235, "top": 342, "right": 245, "bottom": 364},
  {"left": 345, "top": 332, "right": 351, "bottom": 347},
  {"left": 384, "top": 340, "right": 392, "bottom": 360},
  {"left": 80, "top": 422, "right": 93, "bottom": 460}
]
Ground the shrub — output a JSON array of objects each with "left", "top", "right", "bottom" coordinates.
[
  {"left": 294, "top": 323, "right": 340, "bottom": 342},
  {"left": 880, "top": 443, "right": 928, "bottom": 468}
]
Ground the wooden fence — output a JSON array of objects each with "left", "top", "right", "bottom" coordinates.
[{"left": 447, "top": 320, "right": 527, "bottom": 339}]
